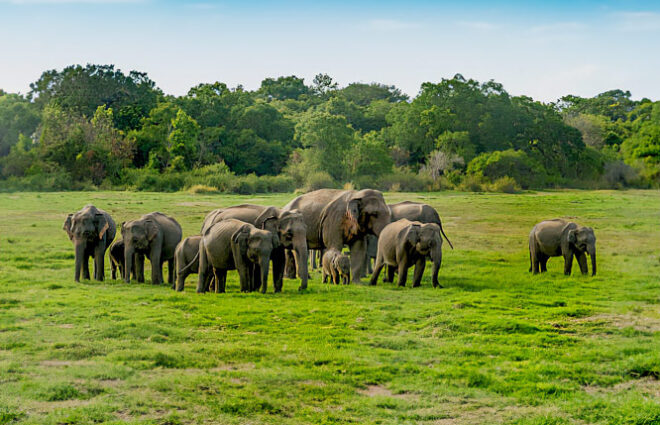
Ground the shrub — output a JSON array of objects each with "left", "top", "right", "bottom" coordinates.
[
  {"left": 187, "top": 184, "right": 219, "bottom": 194},
  {"left": 458, "top": 175, "right": 485, "bottom": 192},
  {"left": 467, "top": 149, "right": 546, "bottom": 189},
  {"left": 489, "top": 176, "right": 521, "bottom": 193},
  {"left": 303, "top": 171, "right": 336, "bottom": 192},
  {"left": 602, "top": 161, "right": 640, "bottom": 188}
]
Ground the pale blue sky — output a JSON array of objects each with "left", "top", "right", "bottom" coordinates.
[{"left": 1, "top": 0, "right": 659, "bottom": 101}]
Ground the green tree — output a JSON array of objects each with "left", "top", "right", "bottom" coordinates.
[
  {"left": 259, "top": 76, "right": 309, "bottom": 100},
  {"left": 348, "top": 132, "right": 393, "bottom": 178},
  {"left": 167, "top": 109, "right": 200, "bottom": 170},
  {"left": 0, "top": 93, "right": 40, "bottom": 157},
  {"left": 339, "top": 83, "right": 408, "bottom": 106}
]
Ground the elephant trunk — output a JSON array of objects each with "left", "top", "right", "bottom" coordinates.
[
  {"left": 293, "top": 237, "right": 308, "bottom": 290},
  {"left": 124, "top": 245, "right": 134, "bottom": 283},
  {"left": 589, "top": 246, "right": 597, "bottom": 276},
  {"left": 74, "top": 240, "right": 85, "bottom": 282}
]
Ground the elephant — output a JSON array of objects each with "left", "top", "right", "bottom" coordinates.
[
  {"left": 366, "top": 234, "right": 378, "bottom": 274},
  {"left": 174, "top": 235, "right": 209, "bottom": 291},
  {"left": 282, "top": 189, "right": 391, "bottom": 283},
  {"left": 201, "top": 204, "right": 308, "bottom": 291},
  {"left": 108, "top": 239, "right": 144, "bottom": 281},
  {"left": 369, "top": 219, "right": 443, "bottom": 288},
  {"left": 197, "top": 219, "right": 279, "bottom": 293},
  {"left": 321, "top": 248, "right": 351, "bottom": 285},
  {"left": 121, "top": 212, "right": 182, "bottom": 285},
  {"left": 63, "top": 205, "right": 116, "bottom": 282},
  {"left": 388, "top": 201, "right": 453, "bottom": 249},
  {"left": 529, "top": 219, "right": 596, "bottom": 276}
]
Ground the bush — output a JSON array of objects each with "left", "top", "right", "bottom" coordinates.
[
  {"left": 467, "top": 149, "right": 546, "bottom": 189},
  {"left": 187, "top": 184, "right": 219, "bottom": 194},
  {"left": 303, "top": 171, "right": 336, "bottom": 192},
  {"left": 122, "top": 169, "right": 185, "bottom": 192},
  {"left": 602, "top": 161, "right": 641, "bottom": 188},
  {"left": 488, "top": 176, "right": 521, "bottom": 193},
  {"left": 458, "top": 175, "right": 485, "bottom": 192}
]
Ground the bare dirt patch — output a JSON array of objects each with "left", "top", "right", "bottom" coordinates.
[{"left": 574, "top": 313, "right": 660, "bottom": 332}]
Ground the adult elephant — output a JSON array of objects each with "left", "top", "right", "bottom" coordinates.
[
  {"left": 388, "top": 201, "right": 453, "bottom": 249},
  {"left": 201, "top": 204, "right": 308, "bottom": 291},
  {"left": 198, "top": 219, "right": 279, "bottom": 293},
  {"left": 63, "top": 205, "right": 116, "bottom": 282},
  {"left": 121, "top": 212, "right": 182, "bottom": 285},
  {"left": 529, "top": 219, "right": 596, "bottom": 276},
  {"left": 282, "top": 189, "right": 391, "bottom": 283}
]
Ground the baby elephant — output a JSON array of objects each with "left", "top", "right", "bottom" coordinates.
[
  {"left": 108, "top": 239, "right": 145, "bottom": 281},
  {"left": 370, "top": 219, "right": 443, "bottom": 288},
  {"left": 174, "top": 235, "right": 204, "bottom": 291},
  {"left": 529, "top": 219, "right": 596, "bottom": 276},
  {"left": 321, "top": 249, "right": 351, "bottom": 285}
]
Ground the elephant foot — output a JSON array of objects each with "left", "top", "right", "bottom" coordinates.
[{"left": 298, "top": 285, "right": 307, "bottom": 292}]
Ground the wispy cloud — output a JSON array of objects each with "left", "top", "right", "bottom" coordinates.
[
  {"left": 614, "top": 11, "right": 660, "bottom": 32},
  {"left": 456, "top": 21, "right": 498, "bottom": 31},
  {"left": 365, "top": 19, "right": 421, "bottom": 31}
]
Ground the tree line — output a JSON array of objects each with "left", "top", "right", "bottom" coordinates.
[{"left": 0, "top": 64, "right": 658, "bottom": 193}]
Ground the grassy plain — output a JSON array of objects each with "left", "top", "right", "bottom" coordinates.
[{"left": 0, "top": 190, "right": 659, "bottom": 425}]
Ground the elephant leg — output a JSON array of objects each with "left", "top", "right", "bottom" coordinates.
[
  {"left": 167, "top": 259, "right": 175, "bottom": 287},
  {"left": 539, "top": 254, "right": 549, "bottom": 273},
  {"left": 197, "top": 244, "right": 209, "bottom": 294},
  {"left": 576, "top": 252, "right": 588, "bottom": 275},
  {"left": 397, "top": 262, "right": 409, "bottom": 287},
  {"left": 412, "top": 257, "right": 426, "bottom": 288},
  {"left": 271, "top": 248, "right": 285, "bottom": 293},
  {"left": 217, "top": 269, "right": 227, "bottom": 293},
  {"left": 385, "top": 265, "right": 396, "bottom": 283},
  {"left": 332, "top": 268, "right": 339, "bottom": 285},
  {"left": 284, "top": 249, "right": 297, "bottom": 279},
  {"left": 563, "top": 252, "right": 574, "bottom": 276},
  {"left": 82, "top": 253, "right": 91, "bottom": 280},
  {"left": 293, "top": 246, "right": 309, "bottom": 291},
  {"left": 322, "top": 271, "right": 328, "bottom": 283},
  {"left": 531, "top": 247, "right": 540, "bottom": 274},
  {"left": 94, "top": 244, "right": 105, "bottom": 281},
  {"left": 150, "top": 246, "right": 163, "bottom": 285},
  {"left": 349, "top": 238, "right": 367, "bottom": 284},
  {"left": 213, "top": 268, "right": 221, "bottom": 294},
  {"left": 369, "top": 252, "right": 385, "bottom": 286},
  {"left": 136, "top": 254, "right": 145, "bottom": 282},
  {"left": 310, "top": 250, "right": 317, "bottom": 270}
]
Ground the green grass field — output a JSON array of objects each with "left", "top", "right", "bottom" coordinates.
[{"left": 1, "top": 190, "right": 659, "bottom": 425}]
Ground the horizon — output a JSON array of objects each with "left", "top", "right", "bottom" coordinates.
[{"left": 1, "top": 0, "right": 659, "bottom": 102}]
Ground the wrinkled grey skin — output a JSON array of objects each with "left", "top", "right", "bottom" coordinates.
[
  {"left": 201, "top": 204, "right": 307, "bottom": 291},
  {"left": 121, "top": 212, "right": 182, "bottom": 285},
  {"left": 321, "top": 248, "right": 351, "bottom": 285},
  {"left": 108, "top": 239, "right": 144, "bottom": 281},
  {"left": 174, "top": 235, "right": 210, "bottom": 291},
  {"left": 370, "top": 219, "right": 443, "bottom": 288},
  {"left": 63, "top": 205, "right": 116, "bottom": 282},
  {"left": 529, "top": 219, "right": 597, "bottom": 276},
  {"left": 282, "top": 189, "right": 391, "bottom": 284},
  {"left": 366, "top": 234, "right": 378, "bottom": 274},
  {"left": 198, "top": 219, "right": 279, "bottom": 293}
]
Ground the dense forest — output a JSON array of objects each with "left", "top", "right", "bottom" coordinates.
[{"left": 0, "top": 64, "right": 658, "bottom": 193}]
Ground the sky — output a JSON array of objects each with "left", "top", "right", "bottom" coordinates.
[{"left": 0, "top": 0, "right": 659, "bottom": 102}]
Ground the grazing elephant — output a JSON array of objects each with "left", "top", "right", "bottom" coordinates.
[
  {"left": 108, "top": 239, "right": 144, "bottom": 281},
  {"left": 63, "top": 205, "right": 116, "bottom": 282},
  {"left": 388, "top": 201, "right": 453, "bottom": 249},
  {"left": 529, "top": 219, "right": 597, "bottom": 276},
  {"left": 370, "top": 219, "right": 443, "bottom": 288},
  {"left": 201, "top": 204, "right": 308, "bottom": 291},
  {"left": 174, "top": 235, "right": 208, "bottom": 291},
  {"left": 121, "top": 212, "right": 182, "bottom": 285},
  {"left": 282, "top": 189, "right": 391, "bottom": 283},
  {"left": 321, "top": 248, "right": 351, "bottom": 285},
  {"left": 197, "top": 219, "right": 279, "bottom": 293}
]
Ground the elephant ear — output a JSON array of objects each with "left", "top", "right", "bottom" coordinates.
[
  {"left": 255, "top": 207, "right": 279, "bottom": 230},
  {"left": 95, "top": 213, "right": 109, "bottom": 240},
  {"left": 405, "top": 224, "right": 421, "bottom": 247},
  {"left": 341, "top": 197, "right": 361, "bottom": 240},
  {"left": 63, "top": 214, "right": 74, "bottom": 240},
  {"left": 145, "top": 219, "right": 159, "bottom": 241},
  {"left": 567, "top": 229, "right": 577, "bottom": 244}
]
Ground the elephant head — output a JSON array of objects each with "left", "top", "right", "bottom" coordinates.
[
  {"left": 337, "top": 189, "right": 391, "bottom": 241},
  {"left": 567, "top": 226, "right": 596, "bottom": 275},
  {"left": 231, "top": 224, "right": 280, "bottom": 293},
  {"left": 121, "top": 218, "right": 159, "bottom": 282},
  {"left": 333, "top": 254, "right": 351, "bottom": 285}
]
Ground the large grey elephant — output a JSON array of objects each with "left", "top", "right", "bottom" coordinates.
[
  {"left": 201, "top": 204, "right": 308, "bottom": 291},
  {"left": 121, "top": 212, "right": 182, "bottom": 285},
  {"left": 369, "top": 219, "right": 443, "bottom": 288},
  {"left": 197, "top": 219, "right": 279, "bottom": 293},
  {"left": 529, "top": 219, "right": 596, "bottom": 276},
  {"left": 282, "top": 189, "right": 391, "bottom": 283},
  {"left": 63, "top": 205, "right": 116, "bottom": 282}
]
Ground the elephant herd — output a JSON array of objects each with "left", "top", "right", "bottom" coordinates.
[{"left": 62, "top": 189, "right": 598, "bottom": 293}]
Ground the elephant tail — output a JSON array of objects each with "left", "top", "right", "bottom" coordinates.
[
  {"left": 179, "top": 252, "right": 200, "bottom": 275},
  {"left": 438, "top": 222, "right": 454, "bottom": 250}
]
